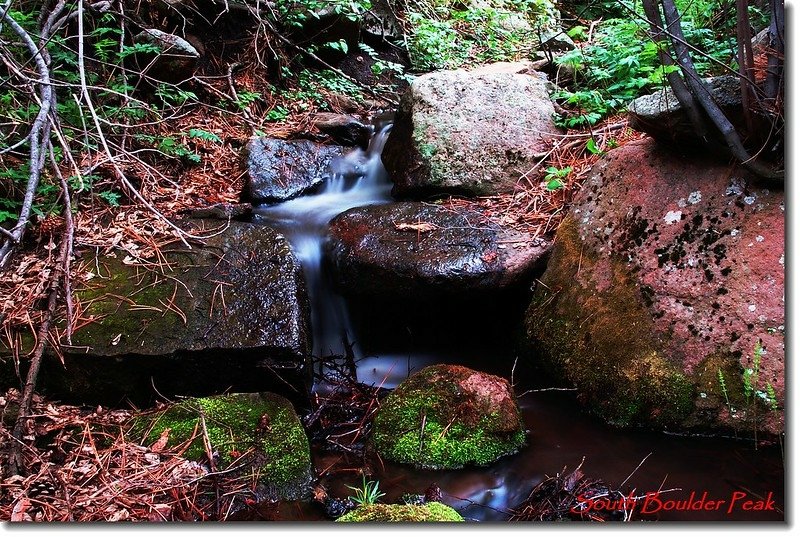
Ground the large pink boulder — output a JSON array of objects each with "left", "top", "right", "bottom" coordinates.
[{"left": 524, "top": 139, "right": 784, "bottom": 435}]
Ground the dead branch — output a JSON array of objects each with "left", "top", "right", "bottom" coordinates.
[{"left": 0, "top": 4, "right": 55, "bottom": 269}]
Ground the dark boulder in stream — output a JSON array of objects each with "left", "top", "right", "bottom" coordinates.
[
  {"left": 523, "top": 139, "right": 784, "bottom": 435},
  {"left": 371, "top": 364, "right": 526, "bottom": 470},
  {"left": 0, "top": 221, "right": 312, "bottom": 406},
  {"left": 381, "top": 67, "right": 561, "bottom": 198},
  {"left": 246, "top": 138, "right": 345, "bottom": 203},
  {"left": 325, "top": 202, "right": 551, "bottom": 297}
]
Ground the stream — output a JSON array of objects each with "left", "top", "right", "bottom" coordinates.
[{"left": 251, "top": 121, "right": 785, "bottom": 522}]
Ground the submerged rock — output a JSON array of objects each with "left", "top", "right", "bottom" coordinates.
[
  {"left": 325, "top": 202, "right": 551, "bottom": 296},
  {"left": 0, "top": 221, "right": 312, "bottom": 405},
  {"left": 381, "top": 68, "right": 561, "bottom": 198},
  {"left": 371, "top": 364, "right": 526, "bottom": 470},
  {"left": 130, "top": 392, "right": 313, "bottom": 500},
  {"left": 246, "top": 138, "right": 344, "bottom": 203},
  {"left": 523, "top": 139, "right": 784, "bottom": 434},
  {"left": 336, "top": 502, "right": 464, "bottom": 522}
]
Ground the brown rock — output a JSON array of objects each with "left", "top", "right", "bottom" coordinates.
[{"left": 524, "top": 139, "right": 784, "bottom": 434}]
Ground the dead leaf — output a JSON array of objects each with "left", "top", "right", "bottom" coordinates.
[
  {"left": 394, "top": 222, "right": 438, "bottom": 233},
  {"left": 481, "top": 251, "right": 498, "bottom": 263},
  {"left": 11, "top": 498, "right": 31, "bottom": 522},
  {"left": 150, "top": 428, "right": 171, "bottom": 453}
]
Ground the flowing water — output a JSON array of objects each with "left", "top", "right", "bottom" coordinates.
[
  {"left": 254, "top": 119, "right": 394, "bottom": 360},
  {"left": 250, "top": 121, "right": 785, "bottom": 522}
]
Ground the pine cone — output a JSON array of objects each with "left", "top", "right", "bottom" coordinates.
[
  {"left": 38, "top": 215, "right": 64, "bottom": 237},
  {"left": 28, "top": 479, "right": 56, "bottom": 498}
]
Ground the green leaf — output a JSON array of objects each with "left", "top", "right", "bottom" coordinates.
[
  {"left": 187, "top": 128, "right": 222, "bottom": 143},
  {"left": 586, "top": 137, "right": 603, "bottom": 155},
  {"left": 546, "top": 179, "right": 564, "bottom": 191}
]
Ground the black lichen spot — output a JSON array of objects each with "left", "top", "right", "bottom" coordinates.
[
  {"left": 716, "top": 287, "right": 729, "bottom": 295},
  {"left": 719, "top": 316, "right": 726, "bottom": 322},
  {"left": 704, "top": 268, "right": 714, "bottom": 282},
  {"left": 712, "top": 302, "right": 721, "bottom": 310},
  {"left": 640, "top": 285, "right": 655, "bottom": 308},
  {"left": 688, "top": 324, "right": 699, "bottom": 336},
  {"left": 730, "top": 332, "right": 740, "bottom": 342},
  {"left": 747, "top": 323, "right": 754, "bottom": 330},
  {"left": 721, "top": 266, "right": 732, "bottom": 277}
]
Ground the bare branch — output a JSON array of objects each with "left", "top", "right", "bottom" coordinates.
[{"left": 0, "top": 6, "right": 55, "bottom": 269}]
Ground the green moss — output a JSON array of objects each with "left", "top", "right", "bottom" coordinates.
[
  {"left": 525, "top": 217, "right": 693, "bottom": 428},
  {"left": 372, "top": 365, "right": 526, "bottom": 469},
  {"left": 130, "top": 392, "right": 311, "bottom": 498},
  {"left": 336, "top": 502, "right": 464, "bottom": 522}
]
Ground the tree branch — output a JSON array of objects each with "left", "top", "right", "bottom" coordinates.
[
  {"left": 660, "top": 0, "right": 782, "bottom": 181},
  {"left": 0, "top": 5, "right": 55, "bottom": 269}
]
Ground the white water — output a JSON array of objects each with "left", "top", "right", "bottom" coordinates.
[{"left": 254, "top": 121, "right": 394, "bottom": 360}]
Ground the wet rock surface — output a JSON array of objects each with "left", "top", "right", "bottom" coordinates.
[
  {"left": 523, "top": 139, "right": 784, "bottom": 434},
  {"left": 381, "top": 69, "right": 561, "bottom": 197},
  {"left": 325, "top": 202, "right": 551, "bottom": 297},
  {"left": 3, "top": 221, "right": 312, "bottom": 406},
  {"left": 246, "top": 138, "right": 345, "bottom": 203},
  {"left": 130, "top": 392, "right": 313, "bottom": 500},
  {"left": 312, "top": 112, "right": 372, "bottom": 147},
  {"left": 371, "top": 364, "right": 526, "bottom": 470}
]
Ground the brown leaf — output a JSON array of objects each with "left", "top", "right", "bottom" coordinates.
[
  {"left": 11, "top": 498, "right": 31, "bottom": 522},
  {"left": 150, "top": 428, "right": 171, "bottom": 453},
  {"left": 394, "top": 222, "right": 438, "bottom": 233}
]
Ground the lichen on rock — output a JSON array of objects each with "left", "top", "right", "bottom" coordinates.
[
  {"left": 335, "top": 502, "right": 464, "bottom": 522},
  {"left": 522, "top": 139, "right": 784, "bottom": 434},
  {"left": 130, "top": 392, "right": 313, "bottom": 500},
  {"left": 371, "top": 364, "right": 526, "bottom": 470}
]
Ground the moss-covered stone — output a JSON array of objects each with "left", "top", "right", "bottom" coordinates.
[
  {"left": 524, "top": 217, "right": 694, "bottom": 428},
  {"left": 335, "top": 502, "right": 464, "bottom": 522},
  {"left": 130, "top": 392, "right": 313, "bottom": 500},
  {"left": 0, "top": 221, "right": 313, "bottom": 407},
  {"left": 372, "top": 364, "right": 526, "bottom": 470}
]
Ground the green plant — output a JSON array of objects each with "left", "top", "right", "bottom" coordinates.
[
  {"left": 346, "top": 474, "right": 385, "bottom": 507},
  {"left": 717, "top": 367, "right": 733, "bottom": 413},
  {"left": 554, "top": 0, "right": 743, "bottom": 127},
  {"left": 544, "top": 166, "right": 572, "bottom": 190}
]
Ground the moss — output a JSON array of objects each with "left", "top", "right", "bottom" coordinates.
[
  {"left": 336, "top": 502, "right": 464, "bottom": 522},
  {"left": 371, "top": 365, "right": 526, "bottom": 470},
  {"left": 525, "top": 217, "right": 693, "bottom": 428},
  {"left": 130, "top": 392, "right": 312, "bottom": 498}
]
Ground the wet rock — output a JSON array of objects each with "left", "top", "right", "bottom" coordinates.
[
  {"left": 627, "top": 76, "right": 757, "bottom": 147},
  {"left": 381, "top": 68, "right": 561, "bottom": 198},
  {"left": 312, "top": 112, "right": 372, "bottom": 147},
  {"left": 371, "top": 364, "right": 526, "bottom": 469},
  {"left": 523, "top": 139, "right": 784, "bottom": 434},
  {"left": 326, "top": 202, "right": 551, "bottom": 297},
  {"left": 133, "top": 29, "right": 200, "bottom": 83},
  {"left": 336, "top": 502, "right": 464, "bottom": 522},
  {"left": 130, "top": 392, "right": 313, "bottom": 500},
  {"left": 186, "top": 202, "right": 252, "bottom": 220},
  {"left": 246, "top": 138, "right": 345, "bottom": 203},
  {"left": 1, "top": 221, "right": 312, "bottom": 406}
]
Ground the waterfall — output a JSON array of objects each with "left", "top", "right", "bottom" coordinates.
[{"left": 254, "top": 119, "right": 394, "bottom": 361}]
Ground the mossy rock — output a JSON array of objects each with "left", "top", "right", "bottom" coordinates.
[
  {"left": 130, "top": 392, "right": 313, "bottom": 500},
  {"left": 336, "top": 502, "right": 464, "bottom": 522},
  {"left": 371, "top": 364, "right": 526, "bottom": 470},
  {"left": 524, "top": 217, "right": 694, "bottom": 428}
]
